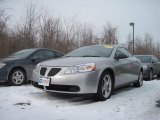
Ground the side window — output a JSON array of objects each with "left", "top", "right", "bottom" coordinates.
[
  {"left": 32, "top": 50, "right": 55, "bottom": 60},
  {"left": 125, "top": 49, "right": 132, "bottom": 57},
  {"left": 115, "top": 47, "right": 132, "bottom": 58}
]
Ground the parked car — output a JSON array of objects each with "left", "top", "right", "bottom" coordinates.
[
  {"left": 31, "top": 45, "right": 143, "bottom": 101},
  {"left": 0, "top": 48, "right": 64, "bottom": 86},
  {"left": 135, "top": 55, "right": 160, "bottom": 80}
]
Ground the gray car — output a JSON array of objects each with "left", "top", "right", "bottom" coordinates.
[
  {"left": 0, "top": 48, "right": 64, "bottom": 86},
  {"left": 135, "top": 55, "right": 160, "bottom": 80},
  {"left": 31, "top": 45, "right": 143, "bottom": 101}
]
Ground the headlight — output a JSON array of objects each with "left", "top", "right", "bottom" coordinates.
[
  {"left": 142, "top": 65, "right": 148, "bottom": 70},
  {"left": 65, "top": 63, "right": 96, "bottom": 74},
  {"left": 35, "top": 63, "right": 41, "bottom": 72},
  {"left": 0, "top": 63, "right": 6, "bottom": 69}
]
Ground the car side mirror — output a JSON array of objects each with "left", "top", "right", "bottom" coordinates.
[{"left": 115, "top": 53, "right": 128, "bottom": 60}]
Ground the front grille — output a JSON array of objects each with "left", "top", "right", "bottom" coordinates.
[
  {"left": 46, "top": 84, "right": 80, "bottom": 92},
  {"left": 40, "top": 67, "right": 47, "bottom": 76},
  {"left": 48, "top": 68, "right": 61, "bottom": 76}
]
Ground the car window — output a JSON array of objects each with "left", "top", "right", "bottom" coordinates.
[
  {"left": 32, "top": 50, "right": 55, "bottom": 60},
  {"left": 135, "top": 56, "right": 152, "bottom": 63},
  {"left": 115, "top": 47, "right": 132, "bottom": 58},
  {"left": 8, "top": 49, "right": 36, "bottom": 58}
]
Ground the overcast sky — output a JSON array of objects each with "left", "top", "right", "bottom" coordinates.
[{"left": 1, "top": 0, "right": 160, "bottom": 43}]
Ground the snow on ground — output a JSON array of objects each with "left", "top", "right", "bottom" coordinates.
[{"left": 0, "top": 80, "right": 160, "bottom": 120}]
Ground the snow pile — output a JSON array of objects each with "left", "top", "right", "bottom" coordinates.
[{"left": 0, "top": 80, "right": 160, "bottom": 120}]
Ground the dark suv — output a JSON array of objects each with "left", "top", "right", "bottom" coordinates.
[{"left": 135, "top": 55, "right": 160, "bottom": 80}]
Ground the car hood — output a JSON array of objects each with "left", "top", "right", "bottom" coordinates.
[
  {"left": 39, "top": 57, "right": 108, "bottom": 67},
  {"left": 0, "top": 57, "right": 23, "bottom": 63}
]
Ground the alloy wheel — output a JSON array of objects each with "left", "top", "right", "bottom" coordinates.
[
  {"left": 12, "top": 71, "right": 25, "bottom": 85},
  {"left": 101, "top": 75, "right": 112, "bottom": 98}
]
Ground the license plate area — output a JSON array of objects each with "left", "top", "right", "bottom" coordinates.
[{"left": 38, "top": 77, "right": 50, "bottom": 86}]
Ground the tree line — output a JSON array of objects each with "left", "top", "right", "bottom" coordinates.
[
  {"left": 0, "top": 3, "right": 118, "bottom": 58},
  {"left": 126, "top": 33, "right": 160, "bottom": 58},
  {"left": 0, "top": 3, "right": 159, "bottom": 58}
]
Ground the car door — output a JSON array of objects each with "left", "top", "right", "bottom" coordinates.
[
  {"left": 152, "top": 56, "right": 160, "bottom": 75},
  {"left": 114, "top": 47, "right": 137, "bottom": 86},
  {"left": 27, "top": 50, "right": 57, "bottom": 79}
]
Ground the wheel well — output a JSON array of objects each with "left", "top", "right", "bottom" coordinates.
[
  {"left": 8, "top": 66, "right": 27, "bottom": 80},
  {"left": 101, "top": 68, "right": 115, "bottom": 88}
]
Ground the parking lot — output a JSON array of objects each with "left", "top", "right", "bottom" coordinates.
[{"left": 0, "top": 80, "right": 160, "bottom": 120}]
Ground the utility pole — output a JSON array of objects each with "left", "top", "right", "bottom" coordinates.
[{"left": 130, "top": 22, "right": 135, "bottom": 54}]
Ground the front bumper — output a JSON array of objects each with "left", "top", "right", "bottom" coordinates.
[
  {"left": 0, "top": 68, "right": 9, "bottom": 82},
  {"left": 31, "top": 67, "right": 100, "bottom": 94},
  {"left": 0, "top": 75, "right": 8, "bottom": 82}
]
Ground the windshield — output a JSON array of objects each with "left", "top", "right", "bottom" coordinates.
[
  {"left": 135, "top": 55, "right": 152, "bottom": 63},
  {"left": 8, "top": 49, "right": 36, "bottom": 58},
  {"left": 66, "top": 45, "right": 114, "bottom": 57}
]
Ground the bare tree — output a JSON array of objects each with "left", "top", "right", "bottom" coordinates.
[
  {"left": 155, "top": 43, "right": 160, "bottom": 59},
  {"left": 102, "top": 23, "right": 118, "bottom": 44},
  {"left": 12, "top": 2, "right": 39, "bottom": 49},
  {"left": 38, "top": 13, "right": 61, "bottom": 49},
  {"left": 6, "top": 3, "right": 160, "bottom": 59},
  {"left": 143, "top": 33, "right": 154, "bottom": 54},
  {"left": 0, "top": 8, "right": 10, "bottom": 57},
  {"left": 134, "top": 36, "right": 144, "bottom": 54},
  {"left": 126, "top": 32, "right": 157, "bottom": 55}
]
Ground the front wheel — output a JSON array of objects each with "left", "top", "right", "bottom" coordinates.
[
  {"left": 8, "top": 69, "right": 26, "bottom": 86},
  {"left": 133, "top": 70, "right": 143, "bottom": 87},
  {"left": 96, "top": 71, "right": 113, "bottom": 101}
]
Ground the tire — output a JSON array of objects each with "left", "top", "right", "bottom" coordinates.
[
  {"left": 96, "top": 71, "right": 113, "bottom": 101},
  {"left": 8, "top": 69, "right": 26, "bottom": 86},
  {"left": 147, "top": 69, "right": 153, "bottom": 80},
  {"left": 133, "top": 70, "right": 143, "bottom": 87}
]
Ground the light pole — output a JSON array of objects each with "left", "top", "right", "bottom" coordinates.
[{"left": 130, "top": 22, "right": 135, "bottom": 54}]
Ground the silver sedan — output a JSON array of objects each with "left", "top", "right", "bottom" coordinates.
[{"left": 31, "top": 45, "right": 143, "bottom": 101}]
